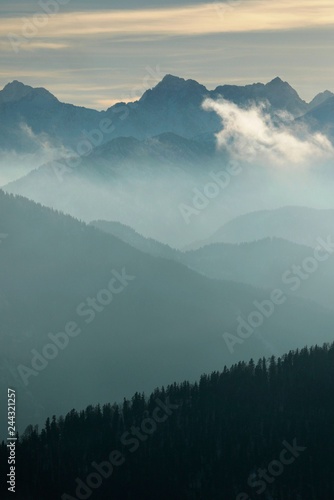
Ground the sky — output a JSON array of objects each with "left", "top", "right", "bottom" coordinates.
[{"left": 0, "top": 0, "right": 333, "bottom": 109}]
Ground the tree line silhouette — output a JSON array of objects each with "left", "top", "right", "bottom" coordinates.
[{"left": 1, "top": 341, "right": 334, "bottom": 499}]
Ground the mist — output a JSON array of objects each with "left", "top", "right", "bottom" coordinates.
[
  {"left": 0, "top": 122, "right": 73, "bottom": 186},
  {"left": 2, "top": 0, "right": 334, "bottom": 495},
  {"left": 3, "top": 98, "right": 334, "bottom": 248}
]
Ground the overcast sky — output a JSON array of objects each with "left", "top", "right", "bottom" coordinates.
[{"left": 0, "top": 0, "right": 333, "bottom": 109}]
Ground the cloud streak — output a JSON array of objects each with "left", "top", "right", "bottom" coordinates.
[
  {"left": 0, "top": 1, "right": 333, "bottom": 109},
  {"left": 203, "top": 98, "right": 334, "bottom": 166},
  {"left": 1, "top": 0, "right": 334, "bottom": 46},
  {"left": 0, "top": 41, "right": 68, "bottom": 52}
]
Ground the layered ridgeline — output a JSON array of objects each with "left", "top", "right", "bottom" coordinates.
[
  {"left": 91, "top": 216, "right": 334, "bottom": 310},
  {"left": 1, "top": 342, "right": 334, "bottom": 499},
  {"left": 3, "top": 76, "right": 334, "bottom": 248},
  {"left": 2, "top": 75, "right": 332, "bottom": 154},
  {"left": 4, "top": 132, "right": 225, "bottom": 223},
  {"left": 1, "top": 190, "right": 334, "bottom": 437},
  {"left": 190, "top": 206, "right": 334, "bottom": 249}
]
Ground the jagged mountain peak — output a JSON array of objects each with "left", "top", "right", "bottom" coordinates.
[
  {"left": 0, "top": 80, "right": 33, "bottom": 103},
  {"left": 0, "top": 80, "right": 58, "bottom": 105},
  {"left": 140, "top": 74, "right": 208, "bottom": 103},
  {"left": 3, "top": 79, "right": 31, "bottom": 91},
  {"left": 157, "top": 74, "right": 205, "bottom": 89},
  {"left": 160, "top": 74, "right": 186, "bottom": 85},
  {"left": 309, "top": 90, "right": 334, "bottom": 109},
  {"left": 264, "top": 76, "right": 307, "bottom": 114},
  {"left": 267, "top": 76, "right": 285, "bottom": 85},
  {"left": 265, "top": 76, "right": 299, "bottom": 93}
]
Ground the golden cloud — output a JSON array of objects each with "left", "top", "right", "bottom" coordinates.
[{"left": 0, "top": 0, "right": 333, "bottom": 44}]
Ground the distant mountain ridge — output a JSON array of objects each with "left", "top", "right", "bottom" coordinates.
[
  {"left": 189, "top": 206, "right": 334, "bottom": 249},
  {"left": 3, "top": 191, "right": 334, "bottom": 436},
  {"left": 4, "top": 132, "right": 222, "bottom": 208},
  {"left": 308, "top": 90, "right": 334, "bottom": 110},
  {"left": 91, "top": 216, "right": 334, "bottom": 310},
  {"left": 0, "top": 80, "right": 35, "bottom": 104},
  {"left": 1, "top": 75, "right": 333, "bottom": 155},
  {"left": 300, "top": 95, "right": 334, "bottom": 136},
  {"left": 211, "top": 76, "right": 308, "bottom": 116}
]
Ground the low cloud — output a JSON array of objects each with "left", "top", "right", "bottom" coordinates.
[
  {"left": 0, "top": 124, "right": 71, "bottom": 186},
  {"left": 203, "top": 98, "right": 334, "bottom": 166}
]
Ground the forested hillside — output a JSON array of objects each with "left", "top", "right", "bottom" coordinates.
[
  {"left": 2, "top": 190, "right": 334, "bottom": 437},
  {"left": 2, "top": 342, "right": 334, "bottom": 499}
]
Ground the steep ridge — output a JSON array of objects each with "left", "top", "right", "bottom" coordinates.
[{"left": 1, "top": 191, "right": 334, "bottom": 436}]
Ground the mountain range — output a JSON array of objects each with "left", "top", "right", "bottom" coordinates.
[
  {"left": 1, "top": 191, "right": 334, "bottom": 438},
  {"left": 91, "top": 215, "right": 334, "bottom": 310},
  {"left": 189, "top": 206, "right": 334, "bottom": 248},
  {"left": 1, "top": 75, "right": 333, "bottom": 246},
  {"left": 1, "top": 75, "right": 334, "bottom": 437},
  {"left": 1, "top": 75, "right": 333, "bottom": 157}
]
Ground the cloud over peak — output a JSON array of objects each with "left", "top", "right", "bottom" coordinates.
[{"left": 203, "top": 98, "right": 334, "bottom": 166}]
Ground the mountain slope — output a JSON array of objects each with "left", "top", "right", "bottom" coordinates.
[
  {"left": 5, "top": 132, "right": 218, "bottom": 189},
  {"left": 300, "top": 95, "right": 334, "bottom": 137},
  {"left": 0, "top": 81, "right": 103, "bottom": 152},
  {"left": 0, "top": 80, "right": 34, "bottom": 104},
  {"left": 212, "top": 76, "right": 308, "bottom": 116},
  {"left": 110, "top": 74, "right": 219, "bottom": 139},
  {"left": 5, "top": 342, "right": 334, "bottom": 500},
  {"left": 90, "top": 220, "right": 334, "bottom": 310},
  {"left": 197, "top": 206, "right": 334, "bottom": 248},
  {"left": 308, "top": 90, "right": 334, "bottom": 110},
  {"left": 90, "top": 220, "right": 178, "bottom": 261},
  {"left": 182, "top": 238, "right": 334, "bottom": 310},
  {"left": 3, "top": 132, "right": 224, "bottom": 232},
  {"left": 1, "top": 191, "right": 334, "bottom": 437},
  {"left": 0, "top": 75, "right": 321, "bottom": 156}
]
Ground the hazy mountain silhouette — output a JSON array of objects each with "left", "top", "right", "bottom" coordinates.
[
  {"left": 1, "top": 191, "right": 334, "bottom": 438},
  {"left": 211, "top": 76, "right": 308, "bottom": 116},
  {"left": 308, "top": 90, "right": 334, "bottom": 110},
  {"left": 5, "top": 132, "right": 220, "bottom": 195},
  {"left": 300, "top": 95, "right": 334, "bottom": 136},
  {"left": 91, "top": 219, "right": 334, "bottom": 310},
  {"left": 1, "top": 75, "right": 331, "bottom": 157},
  {"left": 90, "top": 220, "right": 178, "bottom": 261},
  {"left": 192, "top": 206, "right": 334, "bottom": 248}
]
